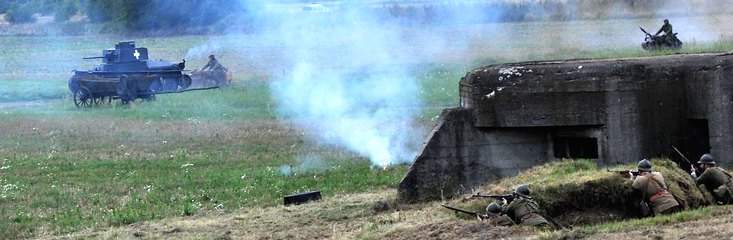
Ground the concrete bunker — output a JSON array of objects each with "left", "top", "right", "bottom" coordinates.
[{"left": 399, "top": 52, "right": 732, "bottom": 202}]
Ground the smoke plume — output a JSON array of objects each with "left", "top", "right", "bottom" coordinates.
[{"left": 265, "top": 3, "right": 424, "bottom": 167}]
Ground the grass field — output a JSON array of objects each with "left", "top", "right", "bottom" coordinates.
[{"left": 2, "top": 14, "right": 733, "bottom": 239}]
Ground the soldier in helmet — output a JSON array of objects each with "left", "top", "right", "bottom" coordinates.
[
  {"left": 499, "top": 184, "right": 550, "bottom": 227},
  {"left": 655, "top": 19, "right": 674, "bottom": 45},
  {"left": 476, "top": 202, "right": 515, "bottom": 226},
  {"left": 201, "top": 54, "right": 223, "bottom": 72},
  {"left": 690, "top": 154, "right": 733, "bottom": 204},
  {"left": 655, "top": 19, "right": 673, "bottom": 37},
  {"left": 631, "top": 159, "right": 680, "bottom": 216}
]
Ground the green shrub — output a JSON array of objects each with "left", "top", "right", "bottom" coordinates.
[
  {"left": 4, "top": 3, "right": 36, "bottom": 24},
  {"left": 0, "top": 1, "right": 9, "bottom": 14},
  {"left": 54, "top": 0, "right": 78, "bottom": 22},
  {"left": 182, "top": 203, "right": 198, "bottom": 216}
]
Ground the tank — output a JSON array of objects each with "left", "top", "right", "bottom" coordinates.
[{"left": 68, "top": 41, "right": 192, "bottom": 107}]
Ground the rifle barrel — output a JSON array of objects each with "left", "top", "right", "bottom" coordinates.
[
  {"left": 441, "top": 204, "right": 478, "bottom": 216},
  {"left": 671, "top": 145, "right": 700, "bottom": 172}
]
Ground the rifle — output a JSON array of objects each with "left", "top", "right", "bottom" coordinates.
[
  {"left": 607, "top": 169, "right": 640, "bottom": 176},
  {"left": 671, "top": 145, "right": 701, "bottom": 173},
  {"left": 471, "top": 193, "right": 518, "bottom": 202},
  {"left": 441, "top": 204, "right": 486, "bottom": 218}
]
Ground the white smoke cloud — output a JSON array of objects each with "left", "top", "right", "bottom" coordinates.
[
  {"left": 185, "top": 41, "right": 222, "bottom": 59},
  {"left": 267, "top": 3, "right": 423, "bottom": 167}
]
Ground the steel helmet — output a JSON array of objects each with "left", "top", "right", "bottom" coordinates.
[
  {"left": 486, "top": 202, "right": 501, "bottom": 216},
  {"left": 637, "top": 159, "right": 653, "bottom": 172},
  {"left": 698, "top": 154, "right": 716, "bottom": 165},
  {"left": 513, "top": 184, "right": 531, "bottom": 198}
]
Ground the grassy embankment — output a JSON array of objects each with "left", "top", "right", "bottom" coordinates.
[
  {"left": 1, "top": 34, "right": 733, "bottom": 239},
  {"left": 52, "top": 159, "right": 733, "bottom": 239}
]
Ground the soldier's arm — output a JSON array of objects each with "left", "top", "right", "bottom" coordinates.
[
  {"left": 202, "top": 61, "right": 212, "bottom": 70},
  {"left": 696, "top": 168, "right": 714, "bottom": 185},
  {"left": 631, "top": 177, "right": 648, "bottom": 201}
]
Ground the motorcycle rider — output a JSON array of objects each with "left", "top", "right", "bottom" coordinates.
[
  {"left": 654, "top": 19, "right": 674, "bottom": 45},
  {"left": 201, "top": 54, "right": 223, "bottom": 72}
]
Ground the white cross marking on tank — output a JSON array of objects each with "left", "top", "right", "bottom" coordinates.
[{"left": 134, "top": 50, "right": 140, "bottom": 60}]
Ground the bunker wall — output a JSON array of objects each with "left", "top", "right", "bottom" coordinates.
[{"left": 400, "top": 53, "right": 733, "bottom": 202}]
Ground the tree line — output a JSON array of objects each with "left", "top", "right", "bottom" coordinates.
[
  {"left": 1, "top": 0, "right": 251, "bottom": 33},
  {"left": 3, "top": 0, "right": 732, "bottom": 34}
]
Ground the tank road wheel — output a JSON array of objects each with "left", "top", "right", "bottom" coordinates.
[
  {"left": 73, "top": 86, "right": 93, "bottom": 108},
  {"left": 178, "top": 75, "right": 192, "bottom": 90}
]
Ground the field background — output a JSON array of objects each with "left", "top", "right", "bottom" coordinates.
[{"left": 2, "top": 4, "right": 733, "bottom": 239}]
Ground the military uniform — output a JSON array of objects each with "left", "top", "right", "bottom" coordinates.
[
  {"left": 632, "top": 172, "right": 680, "bottom": 215},
  {"left": 695, "top": 167, "right": 733, "bottom": 204},
  {"left": 202, "top": 57, "right": 223, "bottom": 71},
  {"left": 656, "top": 23, "right": 673, "bottom": 36},
  {"left": 501, "top": 198, "right": 549, "bottom": 227},
  {"left": 655, "top": 22, "right": 674, "bottom": 45},
  {"left": 486, "top": 214, "right": 514, "bottom": 226}
]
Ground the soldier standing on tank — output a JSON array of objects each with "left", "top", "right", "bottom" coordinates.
[
  {"left": 476, "top": 202, "right": 515, "bottom": 226},
  {"left": 201, "top": 54, "right": 223, "bottom": 71},
  {"left": 690, "top": 154, "right": 733, "bottom": 204},
  {"left": 499, "top": 184, "right": 550, "bottom": 228},
  {"left": 631, "top": 159, "right": 680, "bottom": 216},
  {"left": 654, "top": 19, "right": 674, "bottom": 45}
]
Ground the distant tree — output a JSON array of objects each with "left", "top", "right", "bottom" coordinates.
[
  {"left": 29, "top": 0, "right": 60, "bottom": 15},
  {"left": 4, "top": 2, "right": 37, "bottom": 23},
  {"left": 0, "top": 1, "right": 9, "bottom": 14},
  {"left": 81, "top": 0, "right": 249, "bottom": 33},
  {"left": 54, "top": 0, "right": 78, "bottom": 22},
  {"left": 84, "top": 0, "right": 114, "bottom": 23}
]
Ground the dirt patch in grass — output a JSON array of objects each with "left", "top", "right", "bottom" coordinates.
[{"left": 388, "top": 221, "right": 532, "bottom": 240}]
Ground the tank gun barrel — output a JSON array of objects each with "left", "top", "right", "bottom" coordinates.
[{"left": 83, "top": 56, "right": 106, "bottom": 60}]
